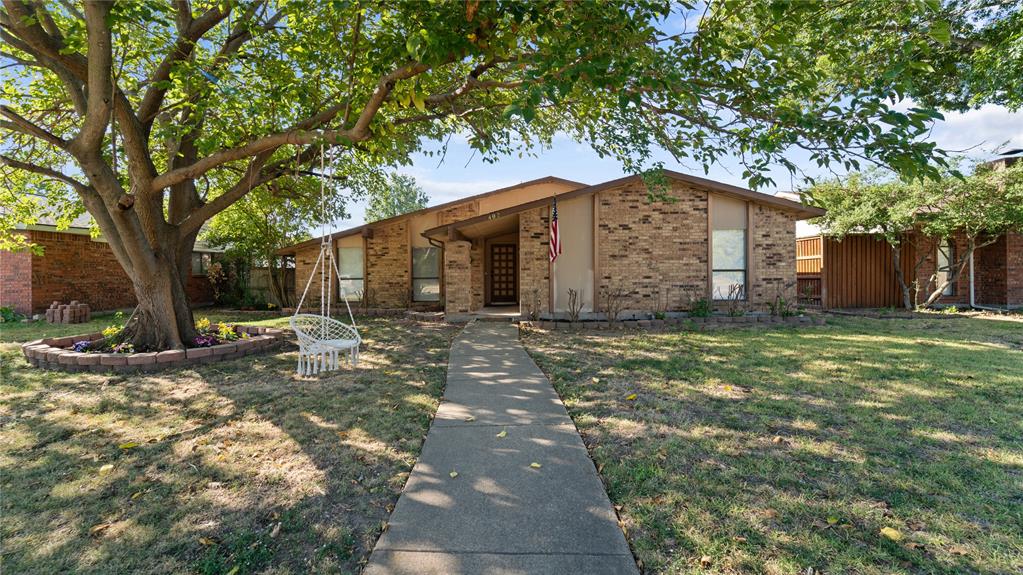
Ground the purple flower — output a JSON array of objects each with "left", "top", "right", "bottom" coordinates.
[
  {"left": 193, "top": 334, "right": 219, "bottom": 347},
  {"left": 72, "top": 340, "right": 91, "bottom": 352}
]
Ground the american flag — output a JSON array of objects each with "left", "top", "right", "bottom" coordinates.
[{"left": 549, "top": 196, "right": 562, "bottom": 263}]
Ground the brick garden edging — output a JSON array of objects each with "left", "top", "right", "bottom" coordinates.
[
  {"left": 20, "top": 325, "right": 286, "bottom": 373},
  {"left": 520, "top": 313, "right": 825, "bottom": 331}
]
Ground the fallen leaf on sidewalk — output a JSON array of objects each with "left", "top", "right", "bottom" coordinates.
[
  {"left": 449, "top": 471, "right": 459, "bottom": 478},
  {"left": 463, "top": 416, "right": 476, "bottom": 422},
  {"left": 496, "top": 430, "right": 507, "bottom": 438},
  {"left": 530, "top": 462, "right": 542, "bottom": 469}
]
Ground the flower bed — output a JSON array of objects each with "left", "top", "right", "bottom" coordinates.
[
  {"left": 20, "top": 324, "right": 286, "bottom": 373},
  {"left": 521, "top": 313, "right": 825, "bottom": 331}
]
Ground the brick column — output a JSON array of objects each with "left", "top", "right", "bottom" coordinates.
[{"left": 444, "top": 240, "right": 472, "bottom": 316}]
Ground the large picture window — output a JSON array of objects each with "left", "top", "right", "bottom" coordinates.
[
  {"left": 711, "top": 195, "right": 748, "bottom": 300},
  {"left": 412, "top": 246, "right": 440, "bottom": 302},
  {"left": 936, "top": 238, "right": 954, "bottom": 296},
  {"left": 337, "top": 247, "right": 364, "bottom": 300}
]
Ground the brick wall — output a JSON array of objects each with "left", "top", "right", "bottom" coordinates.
[
  {"left": 1006, "top": 233, "right": 1023, "bottom": 306},
  {"left": 366, "top": 220, "right": 409, "bottom": 308},
  {"left": 436, "top": 202, "right": 478, "bottom": 226},
  {"left": 293, "top": 242, "right": 326, "bottom": 309},
  {"left": 518, "top": 207, "right": 550, "bottom": 315},
  {"left": 1, "top": 230, "right": 214, "bottom": 315},
  {"left": 975, "top": 235, "right": 1007, "bottom": 306},
  {"left": 444, "top": 240, "right": 471, "bottom": 314},
  {"left": 595, "top": 182, "right": 709, "bottom": 311},
  {"left": 470, "top": 242, "right": 484, "bottom": 310},
  {"left": 749, "top": 203, "right": 797, "bottom": 307},
  {"left": 1, "top": 232, "right": 32, "bottom": 315}
]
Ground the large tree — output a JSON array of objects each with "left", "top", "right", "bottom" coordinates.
[
  {"left": 365, "top": 173, "right": 427, "bottom": 222},
  {"left": 2, "top": 0, "right": 1017, "bottom": 350}
]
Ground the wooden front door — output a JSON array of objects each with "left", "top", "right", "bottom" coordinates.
[{"left": 488, "top": 243, "right": 518, "bottom": 304}]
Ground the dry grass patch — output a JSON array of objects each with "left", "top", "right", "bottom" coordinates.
[
  {"left": 522, "top": 316, "right": 1023, "bottom": 575},
  {"left": 1, "top": 315, "right": 459, "bottom": 574}
]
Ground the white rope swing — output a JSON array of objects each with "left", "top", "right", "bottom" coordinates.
[{"left": 290, "top": 145, "right": 361, "bottom": 375}]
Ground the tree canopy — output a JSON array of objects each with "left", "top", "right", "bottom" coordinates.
[
  {"left": 2, "top": 0, "right": 1021, "bottom": 349},
  {"left": 806, "top": 160, "right": 1023, "bottom": 308},
  {"left": 365, "top": 173, "right": 427, "bottom": 222}
]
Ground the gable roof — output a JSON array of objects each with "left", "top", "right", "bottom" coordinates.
[
  {"left": 277, "top": 175, "right": 586, "bottom": 255},
  {"left": 424, "top": 170, "right": 825, "bottom": 238}
]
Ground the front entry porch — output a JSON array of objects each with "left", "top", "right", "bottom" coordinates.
[{"left": 433, "top": 212, "right": 523, "bottom": 322}]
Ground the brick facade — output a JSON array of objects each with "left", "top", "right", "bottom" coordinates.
[
  {"left": 443, "top": 241, "right": 472, "bottom": 314},
  {"left": 366, "top": 220, "right": 410, "bottom": 307},
  {"left": 0, "top": 233, "right": 32, "bottom": 314},
  {"left": 518, "top": 207, "right": 551, "bottom": 316},
  {"left": 595, "top": 182, "right": 709, "bottom": 311},
  {"left": 0, "top": 229, "right": 214, "bottom": 315},
  {"left": 911, "top": 230, "right": 1023, "bottom": 307},
  {"left": 750, "top": 203, "right": 798, "bottom": 306}
]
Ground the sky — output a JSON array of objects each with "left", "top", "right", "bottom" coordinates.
[{"left": 330, "top": 103, "right": 1023, "bottom": 231}]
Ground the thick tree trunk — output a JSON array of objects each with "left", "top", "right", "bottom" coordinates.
[{"left": 117, "top": 261, "right": 197, "bottom": 350}]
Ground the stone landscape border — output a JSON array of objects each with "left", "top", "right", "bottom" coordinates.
[
  {"left": 20, "top": 325, "right": 287, "bottom": 373},
  {"left": 520, "top": 313, "right": 825, "bottom": 331}
]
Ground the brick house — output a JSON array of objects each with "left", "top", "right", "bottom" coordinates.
[
  {"left": 278, "top": 170, "right": 823, "bottom": 320},
  {"left": 1, "top": 218, "right": 218, "bottom": 316}
]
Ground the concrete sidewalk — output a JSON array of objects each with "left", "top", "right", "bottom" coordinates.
[{"left": 364, "top": 322, "right": 638, "bottom": 575}]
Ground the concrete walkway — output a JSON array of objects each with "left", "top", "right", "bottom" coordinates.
[{"left": 365, "top": 322, "right": 638, "bottom": 575}]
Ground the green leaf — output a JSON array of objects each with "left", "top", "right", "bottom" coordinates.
[{"left": 929, "top": 21, "right": 951, "bottom": 45}]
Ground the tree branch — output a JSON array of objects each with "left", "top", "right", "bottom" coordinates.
[
  {"left": 0, "top": 154, "right": 88, "bottom": 191},
  {"left": 137, "top": 2, "right": 232, "bottom": 124},
  {"left": 151, "top": 62, "right": 427, "bottom": 193},
  {"left": 0, "top": 105, "right": 68, "bottom": 148}
]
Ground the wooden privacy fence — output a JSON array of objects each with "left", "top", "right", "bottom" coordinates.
[{"left": 795, "top": 235, "right": 910, "bottom": 309}]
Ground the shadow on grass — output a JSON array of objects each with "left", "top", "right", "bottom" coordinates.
[
  {"left": 523, "top": 316, "right": 1023, "bottom": 575},
  {"left": 0, "top": 317, "right": 460, "bottom": 574}
]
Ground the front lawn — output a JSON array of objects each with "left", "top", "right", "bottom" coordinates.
[
  {"left": 522, "top": 316, "right": 1023, "bottom": 574},
  {"left": 0, "top": 315, "right": 459, "bottom": 574}
]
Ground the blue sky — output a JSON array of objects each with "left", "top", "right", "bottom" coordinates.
[{"left": 332, "top": 103, "right": 1023, "bottom": 230}]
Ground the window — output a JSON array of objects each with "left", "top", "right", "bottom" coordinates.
[
  {"left": 412, "top": 246, "right": 441, "bottom": 302},
  {"left": 936, "top": 238, "right": 954, "bottom": 296},
  {"left": 710, "top": 195, "right": 749, "bottom": 301},
  {"left": 712, "top": 229, "right": 747, "bottom": 300},
  {"left": 191, "top": 253, "right": 211, "bottom": 276},
  {"left": 337, "top": 247, "right": 364, "bottom": 300}
]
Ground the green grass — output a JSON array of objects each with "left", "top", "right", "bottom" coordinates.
[
  {"left": 0, "top": 314, "right": 459, "bottom": 574},
  {"left": 522, "top": 315, "right": 1023, "bottom": 575}
]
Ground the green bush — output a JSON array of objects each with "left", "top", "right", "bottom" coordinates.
[{"left": 0, "top": 306, "right": 23, "bottom": 323}]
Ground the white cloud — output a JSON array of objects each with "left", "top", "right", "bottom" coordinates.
[{"left": 927, "top": 105, "right": 1023, "bottom": 155}]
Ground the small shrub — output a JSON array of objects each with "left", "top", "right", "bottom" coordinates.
[
  {"left": 566, "top": 288, "right": 584, "bottom": 322},
  {"left": 942, "top": 305, "right": 960, "bottom": 314},
  {"left": 654, "top": 311, "right": 666, "bottom": 320},
  {"left": 689, "top": 298, "right": 712, "bottom": 318},
  {"left": 0, "top": 306, "right": 23, "bottom": 323},
  {"left": 600, "top": 286, "right": 629, "bottom": 323}
]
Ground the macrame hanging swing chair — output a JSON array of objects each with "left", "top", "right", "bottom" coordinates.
[{"left": 290, "top": 145, "right": 361, "bottom": 375}]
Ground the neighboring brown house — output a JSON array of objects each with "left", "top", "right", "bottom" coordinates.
[
  {"left": 278, "top": 170, "right": 823, "bottom": 320},
  {"left": 1, "top": 218, "right": 218, "bottom": 316}
]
